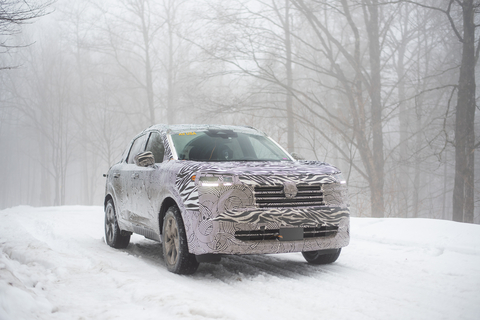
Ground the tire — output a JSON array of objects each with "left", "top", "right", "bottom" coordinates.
[
  {"left": 104, "top": 199, "right": 130, "bottom": 249},
  {"left": 302, "top": 248, "right": 341, "bottom": 265},
  {"left": 162, "top": 206, "right": 199, "bottom": 274}
]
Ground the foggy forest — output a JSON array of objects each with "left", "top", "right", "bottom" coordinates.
[{"left": 0, "top": 0, "right": 479, "bottom": 223}]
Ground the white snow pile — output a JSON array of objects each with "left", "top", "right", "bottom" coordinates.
[{"left": 0, "top": 206, "right": 479, "bottom": 320}]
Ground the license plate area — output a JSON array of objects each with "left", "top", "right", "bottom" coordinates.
[{"left": 279, "top": 227, "right": 304, "bottom": 241}]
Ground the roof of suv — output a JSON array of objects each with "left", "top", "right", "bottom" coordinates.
[{"left": 146, "top": 124, "right": 264, "bottom": 136}]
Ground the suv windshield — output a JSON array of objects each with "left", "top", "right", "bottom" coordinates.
[{"left": 171, "top": 129, "right": 292, "bottom": 162}]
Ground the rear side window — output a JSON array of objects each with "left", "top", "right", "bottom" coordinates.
[
  {"left": 145, "top": 132, "right": 165, "bottom": 163},
  {"left": 127, "top": 134, "right": 148, "bottom": 164}
]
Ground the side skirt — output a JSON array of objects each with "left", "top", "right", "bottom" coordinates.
[{"left": 133, "top": 225, "right": 161, "bottom": 242}]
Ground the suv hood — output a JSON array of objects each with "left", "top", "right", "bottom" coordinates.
[{"left": 191, "top": 160, "right": 339, "bottom": 177}]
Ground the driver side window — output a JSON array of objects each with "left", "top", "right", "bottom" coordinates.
[
  {"left": 127, "top": 134, "right": 148, "bottom": 164},
  {"left": 145, "top": 132, "right": 165, "bottom": 163}
]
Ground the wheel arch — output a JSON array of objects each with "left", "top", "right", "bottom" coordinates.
[
  {"left": 159, "top": 197, "right": 179, "bottom": 235},
  {"left": 104, "top": 194, "right": 114, "bottom": 209}
]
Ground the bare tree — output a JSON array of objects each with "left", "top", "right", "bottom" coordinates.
[
  {"left": 403, "top": 0, "right": 479, "bottom": 222},
  {"left": 0, "top": 0, "right": 476, "bottom": 222},
  {"left": 159, "top": 0, "right": 197, "bottom": 124},
  {"left": 90, "top": 0, "right": 165, "bottom": 125},
  {"left": 0, "top": 0, "right": 53, "bottom": 65},
  {"left": 4, "top": 30, "right": 76, "bottom": 205},
  {"left": 452, "top": 0, "right": 478, "bottom": 223}
]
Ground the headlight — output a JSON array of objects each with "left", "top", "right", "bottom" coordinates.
[
  {"left": 333, "top": 173, "right": 346, "bottom": 184},
  {"left": 197, "top": 176, "right": 234, "bottom": 187}
]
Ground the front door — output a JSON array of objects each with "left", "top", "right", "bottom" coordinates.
[
  {"left": 129, "top": 131, "right": 167, "bottom": 239},
  {"left": 120, "top": 133, "right": 149, "bottom": 226}
]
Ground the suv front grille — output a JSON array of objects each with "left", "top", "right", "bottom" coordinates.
[{"left": 254, "top": 184, "right": 324, "bottom": 208}]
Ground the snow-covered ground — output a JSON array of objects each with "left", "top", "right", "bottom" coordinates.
[{"left": 0, "top": 206, "right": 479, "bottom": 320}]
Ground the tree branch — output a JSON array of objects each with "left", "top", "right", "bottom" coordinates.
[{"left": 388, "top": 0, "right": 463, "bottom": 42}]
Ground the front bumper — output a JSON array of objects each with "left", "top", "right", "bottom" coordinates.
[
  {"left": 180, "top": 174, "right": 350, "bottom": 255},
  {"left": 183, "top": 206, "right": 350, "bottom": 255}
]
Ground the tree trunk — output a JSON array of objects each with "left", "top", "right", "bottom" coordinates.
[
  {"left": 453, "top": 0, "right": 476, "bottom": 223},
  {"left": 284, "top": 0, "right": 294, "bottom": 153},
  {"left": 413, "top": 97, "right": 422, "bottom": 218},
  {"left": 364, "top": 0, "right": 385, "bottom": 218},
  {"left": 396, "top": 4, "right": 410, "bottom": 218},
  {"left": 167, "top": 21, "right": 175, "bottom": 125},
  {"left": 442, "top": 152, "right": 448, "bottom": 220},
  {"left": 75, "top": 32, "right": 91, "bottom": 205},
  {"left": 141, "top": 4, "right": 155, "bottom": 125}
]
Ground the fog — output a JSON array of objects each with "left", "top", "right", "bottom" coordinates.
[{"left": 0, "top": 0, "right": 479, "bottom": 223}]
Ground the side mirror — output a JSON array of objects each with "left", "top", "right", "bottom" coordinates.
[
  {"left": 290, "top": 152, "right": 305, "bottom": 160},
  {"left": 134, "top": 151, "right": 155, "bottom": 167}
]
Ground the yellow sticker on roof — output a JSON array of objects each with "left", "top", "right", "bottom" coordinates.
[{"left": 178, "top": 132, "right": 197, "bottom": 136}]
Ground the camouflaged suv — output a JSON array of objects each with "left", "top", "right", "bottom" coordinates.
[{"left": 104, "top": 125, "right": 350, "bottom": 274}]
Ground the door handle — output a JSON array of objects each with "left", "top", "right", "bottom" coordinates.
[
  {"left": 113, "top": 173, "right": 120, "bottom": 178},
  {"left": 132, "top": 173, "right": 139, "bottom": 179}
]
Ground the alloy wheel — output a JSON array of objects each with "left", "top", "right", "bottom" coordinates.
[
  {"left": 164, "top": 215, "right": 180, "bottom": 266},
  {"left": 105, "top": 204, "right": 115, "bottom": 244}
]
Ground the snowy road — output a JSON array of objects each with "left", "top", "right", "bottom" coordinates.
[{"left": 1, "top": 206, "right": 479, "bottom": 320}]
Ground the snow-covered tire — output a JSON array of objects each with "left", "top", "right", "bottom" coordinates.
[
  {"left": 104, "top": 199, "right": 130, "bottom": 249},
  {"left": 162, "top": 206, "right": 199, "bottom": 274},
  {"left": 302, "top": 248, "right": 341, "bottom": 264}
]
